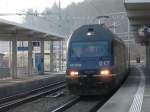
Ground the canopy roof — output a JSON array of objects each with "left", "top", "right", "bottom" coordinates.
[
  {"left": 124, "top": 0, "right": 150, "bottom": 43},
  {"left": 0, "top": 18, "right": 65, "bottom": 41}
]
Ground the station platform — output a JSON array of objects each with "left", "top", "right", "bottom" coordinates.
[
  {"left": 98, "top": 65, "right": 147, "bottom": 112},
  {"left": 0, "top": 72, "right": 65, "bottom": 99}
]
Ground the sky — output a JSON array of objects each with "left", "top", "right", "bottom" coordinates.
[
  {"left": 0, "top": 0, "right": 84, "bottom": 22},
  {"left": 0, "top": 0, "right": 84, "bottom": 13},
  {"left": 0, "top": 0, "right": 84, "bottom": 53}
]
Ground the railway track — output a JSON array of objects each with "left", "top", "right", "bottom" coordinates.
[
  {"left": 50, "top": 96, "right": 81, "bottom": 112},
  {"left": 50, "top": 95, "right": 111, "bottom": 112},
  {"left": 49, "top": 77, "right": 128, "bottom": 112},
  {"left": 0, "top": 80, "right": 66, "bottom": 112}
]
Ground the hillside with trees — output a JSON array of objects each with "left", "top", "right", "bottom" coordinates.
[{"left": 23, "top": 0, "right": 127, "bottom": 37}]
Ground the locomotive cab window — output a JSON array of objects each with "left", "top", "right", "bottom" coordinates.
[{"left": 70, "top": 41, "right": 109, "bottom": 58}]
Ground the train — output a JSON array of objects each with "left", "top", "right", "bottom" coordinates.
[{"left": 66, "top": 24, "right": 129, "bottom": 95}]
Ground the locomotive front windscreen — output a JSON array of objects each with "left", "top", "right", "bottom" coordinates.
[{"left": 71, "top": 41, "right": 109, "bottom": 58}]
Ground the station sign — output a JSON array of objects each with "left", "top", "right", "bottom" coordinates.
[
  {"left": 144, "top": 26, "right": 150, "bottom": 35},
  {"left": 138, "top": 25, "right": 150, "bottom": 37},
  {"left": 18, "top": 47, "right": 28, "bottom": 51}
]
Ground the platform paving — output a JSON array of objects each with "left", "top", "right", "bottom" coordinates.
[{"left": 97, "top": 65, "right": 145, "bottom": 112}]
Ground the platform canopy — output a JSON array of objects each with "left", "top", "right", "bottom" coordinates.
[
  {"left": 0, "top": 18, "right": 65, "bottom": 41},
  {"left": 124, "top": 0, "right": 150, "bottom": 43}
]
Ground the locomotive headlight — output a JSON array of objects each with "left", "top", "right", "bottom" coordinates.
[
  {"left": 69, "top": 70, "right": 79, "bottom": 77},
  {"left": 100, "top": 69, "right": 111, "bottom": 76}
]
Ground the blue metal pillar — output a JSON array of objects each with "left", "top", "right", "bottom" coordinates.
[{"left": 40, "top": 40, "right": 44, "bottom": 74}]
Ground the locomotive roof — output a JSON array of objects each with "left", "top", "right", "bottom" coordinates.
[{"left": 70, "top": 24, "right": 124, "bottom": 44}]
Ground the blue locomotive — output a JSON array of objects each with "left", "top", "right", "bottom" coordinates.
[{"left": 66, "top": 24, "right": 129, "bottom": 95}]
